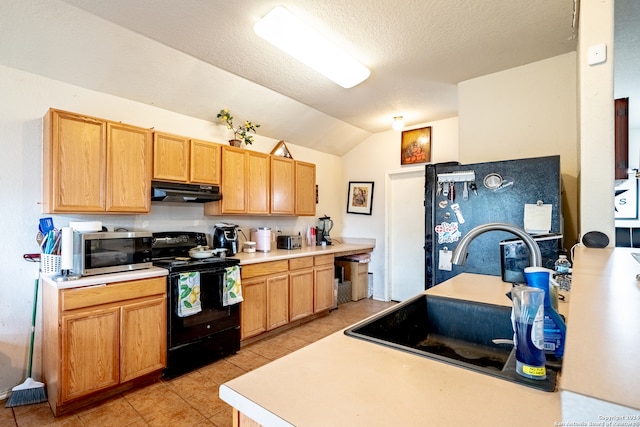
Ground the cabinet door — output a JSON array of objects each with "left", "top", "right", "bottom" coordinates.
[
  {"left": 107, "top": 123, "right": 152, "bottom": 213},
  {"left": 271, "top": 157, "right": 295, "bottom": 215},
  {"left": 289, "top": 268, "right": 314, "bottom": 321},
  {"left": 314, "top": 264, "right": 335, "bottom": 312},
  {"left": 240, "top": 277, "right": 267, "bottom": 339},
  {"left": 45, "top": 110, "right": 106, "bottom": 213},
  {"left": 295, "top": 161, "right": 316, "bottom": 216},
  {"left": 190, "top": 139, "right": 221, "bottom": 184},
  {"left": 61, "top": 307, "right": 120, "bottom": 402},
  {"left": 615, "top": 97, "right": 629, "bottom": 180},
  {"left": 267, "top": 273, "right": 289, "bottom": 330},
  {"left": 120, "top": 296, "right": 167, "bottom": 383},
  {"left": 153, "top": 132, "right": 189, "bottom": 182},
  {"left": 247, "top": 151, "right": 270, "bottom": 214},
  {"left": 220, "top": 146, "right": 248, "bottom": 214}
]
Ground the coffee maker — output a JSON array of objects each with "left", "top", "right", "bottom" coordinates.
[
  {"left": 212, "top": 223, "right": 239, "bottom": 255},
  {"left": 316, "top": 215, "right": 334, "bottom": 245}
]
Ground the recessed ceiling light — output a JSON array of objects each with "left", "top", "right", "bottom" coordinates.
[{"left": 254, "top": 6, "right": 371, "bottom": 89}]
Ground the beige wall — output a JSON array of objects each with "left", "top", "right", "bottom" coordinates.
[
  {"left": 578, "top": 0, "right": 615, "bottom": 243},
  {"left": 0, "top": 64, "right": 343, "bottom": 398},
  {"left": 341, "top": 117, "right": 459, "bottom": 299},
  {"left": 458, "top": 53, "right": 579, "bottom": 248}
]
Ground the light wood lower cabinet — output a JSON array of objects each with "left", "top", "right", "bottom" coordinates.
[
  {"left": 289, "top": 257, "right": 314, "bottom": 321},
  {"left": 267, "top": 274, "right": 289, "bottom": 330},
  {"left": 240, "top": 260, "right": 289, "bottom": 340},
  {"left": 314, "top": 254, "right": 336, "bottom": 312},
  {"left": 240, "top": 255, "right": 334, "bottom": 341},
  {"left": 43, "top": 276, "right": 166, "bottom": 416},
  {"left": 239, "top": 277, "right": 267, "bottom": 339}
]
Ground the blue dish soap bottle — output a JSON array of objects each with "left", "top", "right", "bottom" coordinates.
[{"left": 524, "top": 267, "right": 567, "bottom": 359}]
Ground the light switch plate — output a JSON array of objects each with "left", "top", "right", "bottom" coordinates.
[{"left": 588, "top": 43, "right": 607, "bottom": 65}]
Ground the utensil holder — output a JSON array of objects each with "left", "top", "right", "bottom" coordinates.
[{"left": 41, "top": 254, "right": 61, "bottom": 275}]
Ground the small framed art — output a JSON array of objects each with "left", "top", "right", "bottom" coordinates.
[
  {"left": 401, "top": 126, "right": 431, "bottom": 165},
  {"left": 271, "top": 140, "right": 293, "bottom": 158},
  {"left": 347, "top": 181, "right": 374, "bottom": 215}
]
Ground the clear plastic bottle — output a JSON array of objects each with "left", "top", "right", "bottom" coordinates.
[{"left": 554, "top": 254, "right": 572, "bottom": 291}]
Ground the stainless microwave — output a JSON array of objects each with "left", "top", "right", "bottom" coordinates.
[{"left": 73, "top": 231, "right": 153, "bottom": 276}]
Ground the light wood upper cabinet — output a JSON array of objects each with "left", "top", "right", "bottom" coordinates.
[
  {"left": 153, "top": 133, "right": 222, "bottom": 185},
  {"left": 190, "top": 139, "right": 221, "bottom": 185},
  {"left": 271, "top": 156, "right": 295, "bottom": 215},
  {"left": 107, "top": 122, "right": 153, "bottom": 213},
  {"left": 218, "top": 145, "right": 248, "bottom": 214},
  {"left": 153, "top": 132, "right": 189, "bottom": 182},
  {"left": 43, "top": 109, "right": 106, "bottom": 212},
  {"left": 205, "top": 149, "right": 316, "bottom": 217},
  {"left": 295, "top": 161, "right": 316, "bottom": 216},
  {"left": 43, "top": 109, "right": 152, "bottom": 214},
  {"left": 206, "top": 146, "right": 270, "bottom": 215},
  {"left": 247, "top": 151, "right": 271, "bottom": 214}
]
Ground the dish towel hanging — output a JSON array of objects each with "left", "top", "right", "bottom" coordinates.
[
  {"left": 223, "top": 265, "right": 243, "bottom": 306},
  {"left": 178, "top": 272, "right": 202, "bottom": 317}
]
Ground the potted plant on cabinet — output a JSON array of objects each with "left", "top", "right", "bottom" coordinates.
[{"left": 217, "top": 109, "right": 261, "bottom": 147}]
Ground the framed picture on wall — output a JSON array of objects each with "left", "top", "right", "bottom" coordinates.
[
  {"left": 347, "top": 181, "right": 374, "bottom": 215},
  {"left": 401, "top": 126, "right": 431, "bottom": 165}
]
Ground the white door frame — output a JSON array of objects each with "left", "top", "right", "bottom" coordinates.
[{"left": 384, "top": 166, "right": 425, "bottom": 301}]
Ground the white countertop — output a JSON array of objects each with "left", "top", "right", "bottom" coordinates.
[
  {"left": 220, "top": 273, "right": 564, "bottom": 427},
  {"left": 41, "top": 266, "right": 168, "bottom": 289},
  {"left": 232, "top": 241, "right": 374, "bottom": 265},
  {"left": 561, "top": 246, "right": 640, "bottom": 411},
  {"left": 221, "top": 247, "right": 640, "bottom": 426}
]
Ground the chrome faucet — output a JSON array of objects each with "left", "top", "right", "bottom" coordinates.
[{"left": 451, "top": 222, "right": 542, "bottom": 267}]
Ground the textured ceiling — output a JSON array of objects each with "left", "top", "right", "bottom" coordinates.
[{"left": 2, "top": 0, "right": 584, "bottom": 155}]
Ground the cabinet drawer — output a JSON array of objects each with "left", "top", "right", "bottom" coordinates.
[
  {"left": 62, "top": 277, "right": 166, "bottom": 311},
  {"left": 314, "top": 254, "right": 334, "bottom": 266},
  {"left": 289, "top": 257, "right": 313, "bottom": 270},
  {"left": 242, "top": 260, "right": 289, "bottom": 279}
]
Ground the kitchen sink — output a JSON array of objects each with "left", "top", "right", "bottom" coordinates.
[{"left": 344, "top": 294, "right": 559, "bottom": 392}]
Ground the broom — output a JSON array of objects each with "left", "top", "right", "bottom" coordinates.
[{"left": 6, "top": 272, "right": 47, "bottom": 407}]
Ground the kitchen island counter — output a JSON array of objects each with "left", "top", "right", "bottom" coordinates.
[
  {"left": 220, "top": 273, "right": 563, "bottom": 427},
  {"left": 221, "top": 247, "right": 640, "bottom": 426}
]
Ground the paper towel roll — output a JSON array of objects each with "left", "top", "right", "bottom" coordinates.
[{"left": 61, "top": 227, "right": 74, "bottom": 270}]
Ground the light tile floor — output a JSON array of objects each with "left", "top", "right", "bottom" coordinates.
[{"left": 1, "top": 298, "right": 394, "bottom": 427}]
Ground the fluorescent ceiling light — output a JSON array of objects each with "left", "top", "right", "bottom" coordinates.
[
  {"left": 254, "top": 6, "right": 371, "bottom": 89},
  {"left": 392, "top": 116, "right": 404, "bottom": 131}
]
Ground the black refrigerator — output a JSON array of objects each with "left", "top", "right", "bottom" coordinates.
[{"left": 425, "top": 155, "right": 562, "bottom": 289}]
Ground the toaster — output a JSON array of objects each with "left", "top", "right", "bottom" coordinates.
[{"left": 277, "top": 235, "right": 302, "bottom": 250}]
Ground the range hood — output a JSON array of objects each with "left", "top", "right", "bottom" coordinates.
[{"left": 151, "top": 181, "right": 222, "bottom": 203}]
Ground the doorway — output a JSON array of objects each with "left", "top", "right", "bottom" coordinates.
[{"left": 386, "top": 167, "right": 425, "bottom": 301}]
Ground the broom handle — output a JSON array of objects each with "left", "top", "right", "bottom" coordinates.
[{"left": 26, "top": 273, "right": 39, "bottom": 378}]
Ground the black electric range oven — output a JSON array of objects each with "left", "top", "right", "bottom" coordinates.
[{"left": 152, "top": 231, "right": 241, "bottom": 378}]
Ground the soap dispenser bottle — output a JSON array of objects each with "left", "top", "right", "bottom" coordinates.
[{"left": 523, "top": 267, "right": 567, "bottom": 359}]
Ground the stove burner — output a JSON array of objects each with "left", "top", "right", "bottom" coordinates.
[{"left": 151, "top": 231, "right": 239, "bottom": 273}]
